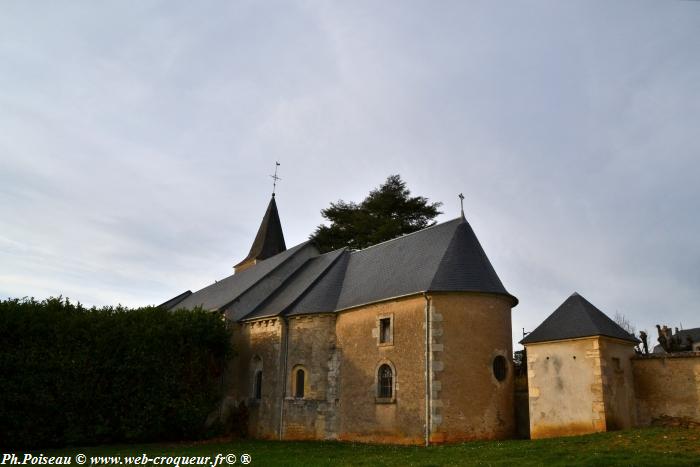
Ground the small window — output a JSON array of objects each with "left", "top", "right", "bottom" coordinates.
[
  {"left": 378, "top": 364, "right": 393, "bottom": 399},
  {"left": 493, "top": 355, "right": 507, "bottom": 382},
  {"left": 379, "top": 317, "right": 391, "bottom": 344},
  {"left": 253, "top": 370, "right": 262, "bottom": 400},
  {"left": 612, "top": 357, "right": 621, "bottom": 371},
  {"left": 294, "top": 368, "right": 305, "bottom": 398}
]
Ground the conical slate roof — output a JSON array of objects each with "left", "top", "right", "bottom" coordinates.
[
  {"left": 521, "top": 292, "right": 639, "bottom": 345},
  {"left": 234, "top": 195, "right": 286, "bottom": 268}
]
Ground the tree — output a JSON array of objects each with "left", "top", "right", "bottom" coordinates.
[
  {"left": 310, "top": 175, "right": 442, "bottom": 253},
  {"left": 613, "top": 311, "right": 636, "bottom": 336}
]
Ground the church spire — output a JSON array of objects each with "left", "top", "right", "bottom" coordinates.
[{"left": 234, "top": 195, "right": 287, "bottom": 273}]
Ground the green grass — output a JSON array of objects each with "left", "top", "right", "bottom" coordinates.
[{"left": 33, "top": 427, "right": 700, "bottom": 466}]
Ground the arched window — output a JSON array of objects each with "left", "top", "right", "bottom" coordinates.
[
  {"left": 253, "top": 370, "right": 262, "bottom": 400},
  {"left": 377, "top": 364, "right": 393, "bottom": 399},
  {"left": 294, "top": 368, "right": 305, "bottom": 398},
  {"left": 251, "top": 355, "right": 263, "bottom": 401}
]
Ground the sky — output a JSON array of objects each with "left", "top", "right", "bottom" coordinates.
[{"left": 1, "top": 1, "right": 699, "bottom": 349}]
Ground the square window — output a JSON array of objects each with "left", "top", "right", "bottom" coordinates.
[{"left": 379, "top": 317, "right": 391, "bottom": 344}]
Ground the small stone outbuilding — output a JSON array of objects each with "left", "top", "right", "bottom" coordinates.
[{"left": 521, "top": 293, "right": 639, "bottom": 439}]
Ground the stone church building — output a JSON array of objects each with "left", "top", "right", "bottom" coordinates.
[{"left": 162, "top": 194, "right": 519, "bottom": 444}]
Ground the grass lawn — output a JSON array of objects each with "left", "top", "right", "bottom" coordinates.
[{"left": 35, "top": 427, "right": 699, "bottom": 466}]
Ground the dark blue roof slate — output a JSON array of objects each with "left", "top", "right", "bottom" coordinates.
[
  {"left": 166, "top": 216, "right": 517, "bottom": 320},
  {"left": 335, "top": 219, "right": 462, "bottom": 310},
  {"left": 285, "top": 250, "right": 350, "bottom": 315},
  {"left": 521, "top": 292, "right": 639, "bottom": 345},
  {"left": 171, "top": 241, "right": 313, "bottom": 312},
  {"left": 430, "top": 219, "right": 513, "bottom": 299},
  {"left": 242, "top": 248, "right": 346, "bottom": 320},
  {"left": 158, "top": 290, "right": 192, "bottom": 309}
]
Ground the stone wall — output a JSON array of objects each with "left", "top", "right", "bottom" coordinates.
[
  {"left": 526, "top": 337, "right": 605, "bottom": 439},
  {"left": 282, "top": 314, "right": 339, "bottom": 440},
  {"left": 632, "top": 352, "right": 700, "bottom": 426},
  {"left": 225, "top": 291, "right": 517, "bottom": 444},
  {"left": 227, "top": 319, "right": 284, "bottom": 439},
  {"left": 599, "top": 338, "right": 637, "bottom": 430},
  {"left": 429, "top": 293, "right": 515, "bottom": 442},
  {"left": 335, "top": 295, "right": 427, "bottom": 444}
]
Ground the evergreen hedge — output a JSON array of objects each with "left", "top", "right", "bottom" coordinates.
[{"left": 0, "top": 297, "right": 233, "bottom": 449}]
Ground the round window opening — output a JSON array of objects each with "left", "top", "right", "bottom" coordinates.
[{"left": 492, "top": 355, "right": 507, "bottom": 381}]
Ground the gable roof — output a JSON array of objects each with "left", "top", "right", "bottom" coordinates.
[
  {"left": 243, "top": 248, "right": 347, "bottom": 320},
  {"left": 234, "top": 195, "right": 286, "bottom": 268},
  {"left": 158, "top": 290, "right": 192, "bottom": 310},
  {"left": 172, "top": 241, "right": 314, "bottom": 312},
  {"left": 165, "top": 215, "right": 517, "bottom": 320},
  {"left": 521, "top": 292, "right": 639, "bottom": 345}
]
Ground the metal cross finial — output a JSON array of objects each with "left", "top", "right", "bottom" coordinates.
[
  {"left": 458, "top": 193, "right": 465, "bottom": 217},
  {"left": 270, "top": 161, "right": 281, "bottom": 196}
]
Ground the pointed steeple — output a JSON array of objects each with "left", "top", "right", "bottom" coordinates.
[{"left": 234, "top": 195, "right": 287, "bottom": 273}]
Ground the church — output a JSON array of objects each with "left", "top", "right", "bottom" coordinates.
[{"left": 162, "top": 193, "right": 519, "bottom": 444}]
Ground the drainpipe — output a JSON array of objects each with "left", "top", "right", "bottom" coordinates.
[
  {"left": 424, "top": 293, "right": 432, "bottom": 447},
  {"left": 279, "top": 317, "right": 289, "bottom": 440}
]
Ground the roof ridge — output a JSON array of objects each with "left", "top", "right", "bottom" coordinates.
[{"left": 349, "top": 217, "right": 462, "bottom": 255}]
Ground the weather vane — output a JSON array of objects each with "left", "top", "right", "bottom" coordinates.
[
  {"left": 458, "top": 193, "right": 465, "bottom": 217},
  {"left": 270, "top": 162, "right": 281, "bottom": 196}
]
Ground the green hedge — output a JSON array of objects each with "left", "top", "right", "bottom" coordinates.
[{"left": 0, "top": 297, "right": 233, "bottom": 449}]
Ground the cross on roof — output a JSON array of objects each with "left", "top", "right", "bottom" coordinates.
[
  {"left": 458, "top": 193, "right": 465, "bottom": 217},
  {"left": 270, "top": 162, "right": 281, "bottom": 196}
]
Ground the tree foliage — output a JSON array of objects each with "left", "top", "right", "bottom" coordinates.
[
  {"left": 0, "top": 297, "right": 232, "bottom": 449},
  {"left": 310, "top": 175, "right": 442, "bottom": 252}
]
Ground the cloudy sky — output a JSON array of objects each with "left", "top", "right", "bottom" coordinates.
[{"left": 1, "top": 1, "right": 698, "bottom": 347}]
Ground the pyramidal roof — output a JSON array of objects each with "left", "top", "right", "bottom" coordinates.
[
  {"left": 521, "top": 292, "right": 639, "bottom": 345},
  {"left": 234, "top": 195, "right": 286, "bottom": 268}
]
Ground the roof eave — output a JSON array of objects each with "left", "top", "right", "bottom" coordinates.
[{"left": 521, "top": 333, "right": 640, "bottom": 346}]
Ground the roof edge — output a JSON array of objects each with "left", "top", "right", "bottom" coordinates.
[
  {"left": 238, "top": 248, "right": 347, "bottom": 322},
  {"left": 158, "top": 290, "right": 193, "bottom": 310},
  {"left": 521, "top": 332, "right": 640, "bottom": 346}
]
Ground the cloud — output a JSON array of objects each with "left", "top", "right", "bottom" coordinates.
[{"left": 1, "top": 1, "right": 698, "bottom": 346}]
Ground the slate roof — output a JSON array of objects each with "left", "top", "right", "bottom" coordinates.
[
  {"left": 158, "top": 290, "right": 192, "bottom": 309},
  {"left": 521, "top": 292, "right": 639, "bottom": 345},
  {"left": 172, "top": 241, "right": 313, "bottom": 311},
  {"left": 234, "top": 195, "right": 287, "bottom": 268},
  {"left": 164, "top": 215, "right": 517, "bottom": 320},
  {"left": 243, "top": 248, "right": 346, "bottom": 320}
]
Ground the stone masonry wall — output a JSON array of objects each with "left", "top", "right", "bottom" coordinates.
[
  {"left": 598, "top": 337, "right": 637, "bottom": 430},
  {"left": 526, "top": 337, "right": 606, "bottom": 439},
  {"left": 335, "top": 296, "right": 427, "bottom": 444},
  {"left": 227, "top": 319, "right": 284, "bottom": 439},
  {"left": 632, "top": 352, "right": 700, "bottom": 426},
  {"left": 282, "top": 314, "right": 339, "bottom": 440},
  {"left": 430, "top": 293, "right": 515, "bottom": 442}
]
